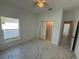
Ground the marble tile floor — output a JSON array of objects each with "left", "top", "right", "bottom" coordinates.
[{"left": 0, "top": 39, "right": 76, "bottom": 59}]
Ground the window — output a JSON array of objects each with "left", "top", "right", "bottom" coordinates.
[{"left": 1, "top": 16, "right": 20, "bottom": 40}]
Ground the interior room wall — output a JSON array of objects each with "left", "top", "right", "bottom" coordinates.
[
  {"left": 62, "top": 10, "right": 79, "bottom": 58},
  {"left": 75, "top": 31, "right": 79, "bottom": 59},
  {"left": 74, "top": 9, "right": 79, "bottom": 59},
  {"left": 55, "top": 9, "right": 79, "bottom": 59},
  {"left": 61, "top": 10, "right": 78, "bottom": 50},
  {"left": 0, "top": 1, "right": 37, "bottom": 50},
  {"left": 38, "top": 9, "right": 63, "bottom": 45},
  {"left": 63, "top": 10, "right": 76, "bottom": 21}
]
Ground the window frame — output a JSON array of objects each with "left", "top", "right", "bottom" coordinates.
[{"left": 0, "top": 16, "right": 21, "bottom": 42}]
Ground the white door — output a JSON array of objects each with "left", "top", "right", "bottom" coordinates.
[{"left": 39, "top": 21, "right": 46, "bottom": 40}]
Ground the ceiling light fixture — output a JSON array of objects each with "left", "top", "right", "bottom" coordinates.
[{"left": 34, "top": 0, "right": 47, "bottom": 8}]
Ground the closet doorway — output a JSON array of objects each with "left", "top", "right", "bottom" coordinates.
[
  {"left": 39, "top": 21, "right": 53, "bottom": 41},
  {"left": 46, "top": 21, "right": 53, "bottom": 41}
]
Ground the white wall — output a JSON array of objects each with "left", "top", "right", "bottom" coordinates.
[
  {"left": 75, "top": 33, "right": 79, "bottom": 59},
  {"left": 38, "top": 9, "right": 63, "bottom": 45},
  {"left": 63, "top": 9, "right": 79, "bottom": 58},
  {"left": 0, "top": 1, "right": 37, "bottom": 50},
  {"left": 74, "top": 9, "right": 79, "bottom": 59},
  {"left": 62, "top": 10, "right": 78, "bottom": 50},
  {"left": 63, "top": 10, "right": 76, "bottom": 21},
  {"left": 63, "top": 11, "right": 78, "bottom": 36},
  {"left": 63, "top": 10, "right": 78, "bottom": 36}
]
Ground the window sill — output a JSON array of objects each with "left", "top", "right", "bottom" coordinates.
[{"left": 4, "top": 37, "right": 20, "bottom": 43}]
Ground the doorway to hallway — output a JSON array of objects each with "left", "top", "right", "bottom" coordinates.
[{"left": 60, "top": 21, "right": 74, "bottom": 50}]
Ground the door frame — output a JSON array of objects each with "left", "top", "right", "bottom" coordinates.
[
  {"left": 59, "top": 21, "right": 74, "bottom": 48},
  {"left": 72, "top": 21, "right": 79, "bottom": 51}
]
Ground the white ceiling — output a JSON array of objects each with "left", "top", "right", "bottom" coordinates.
[{"left": 2, "top": 0, "right": 79, "bottom": 13}]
